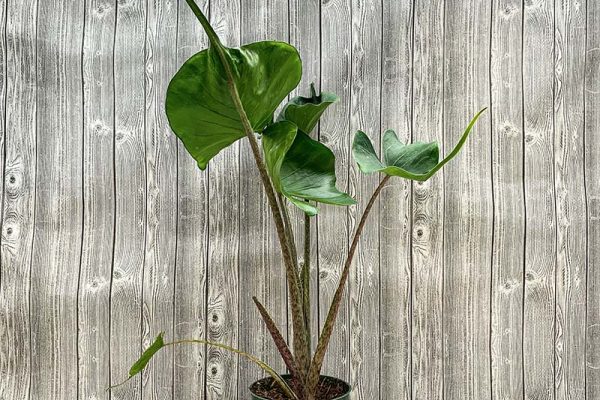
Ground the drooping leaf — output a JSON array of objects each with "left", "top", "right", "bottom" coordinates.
[
  {"left": 166, "top": 6, "right": 302, "bottom": 170},
  {"left": 277, "top": 83, "right": 339, "bottom": 134},
  {"left": 353, "top": 108, "right": 486, "bottom": 181},
  {"left": 129, "top": 332, "right": 165, "bottom": 378},
  {"left": 262, "top": 121, "right": 356, "bottom": 216}
]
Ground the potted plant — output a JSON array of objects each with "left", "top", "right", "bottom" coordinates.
[{"left": 112, "top": 0, "right": 485, "bottom": 398}]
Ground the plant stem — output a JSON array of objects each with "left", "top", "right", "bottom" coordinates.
[
  {"left": 306, "top": 175, "right": 391, "bottom": 393},
  {"left": 184, "top": 0, "right": 310, "bottom": 381},
  {"left": 302, "top": 210, "right": 311, "bottom": 353},
  {"left": 165, "top": 339, "right": 299, "bottom": 400},
  {"left": 253, "top": 297, "right": 304, "bottom": 398}
]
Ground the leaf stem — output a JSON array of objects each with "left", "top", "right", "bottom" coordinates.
[
  {"left": 302, "top": 209, "right": 311, "bottom": 353},
  {"left": 183, "top": 0, "right": 310, "bottom": 382},
  {"left": 166, "top": 339, "right": 299, "bottom": 400},
  {"left": 253, "top": 297, "right": 304, "bottom": 397},
  {"left": 183, "top": 0, "right": 222, "bottom": 47},
  {"left": 307, "top": 175, "right": 391, "bottom": 392}
]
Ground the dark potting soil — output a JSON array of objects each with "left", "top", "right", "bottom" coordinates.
[{"left": 250, "top": 376, "right": 349, "bottom": 400}]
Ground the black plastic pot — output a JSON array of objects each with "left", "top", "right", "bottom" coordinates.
[{"left": 249, "top": 375, "right": 351, "bottom": 400}]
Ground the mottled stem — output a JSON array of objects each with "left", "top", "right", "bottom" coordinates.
[{"left": 306, "top": 175, "right": 391, "bottom": 393}]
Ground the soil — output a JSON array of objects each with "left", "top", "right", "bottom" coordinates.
[{"left": 250, "top": 375, "right": 350, "bottom": 400}]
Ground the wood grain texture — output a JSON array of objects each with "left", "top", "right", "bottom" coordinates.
[
  {"left": 348, "top": 0, "right": 382, "bottom": 398},
  {"left": 0, "top": 1, "right": 34, "bottom": 399},
  {"left": 78, "top": 1, "right": 116, "bottom": 398},
  {"left": 0, "top": 1, "right": 597, "bottom": 399},
  {"left": 204, "top": 0, "right": 240, "bottom": 398},
  {"left": 142, "top": 0, "right": 179, "bottom": 398},
  {"left": 379, "top": 0, "right": 412, "bottom": 398},
  {"left": 110, "top": 0, "right": 147, "bottom": 398},
  {"left": 411, "top": 0, "right": 445, "bottom": 398},
  {"left": 554, "top": 0, "right": 587, "bottom": 398},
  {"left": 172, "top": 1, "right": 209, "bottom": 399},
  {"left": 442, "top": 1, "right": 493, "bottom": 399},
  {"left": 585, "top": 0, "right": 600, "bottom": 396},
  {"left": 489, "top": 0, "right": 525, "bottom": 398},
  {"left": 237, "top": 0, "right": 288, "bottom": 396},
  {"left": 523, "top": 0, "right": 556, "bottom": 398},
  {"left": 318, "top": 0, "right": 352, "bottom": 382},
  {"left": 29, "top": 0, "right": 84, "bottom": 398}
]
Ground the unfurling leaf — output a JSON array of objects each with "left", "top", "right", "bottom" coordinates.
[
  {"left": 262, "top": 121, "right": 356, "bottom": 216},
  {"left": 129, "top": 332, "right": 165, "bottom": 378},
  {"left": 352, "top": 108, "right": 486, "bottom": 181},
  {"left": 166, "top": 14, "right": 302, "bottom": 170},
  {"left": 277, "top": 83, "right": 339, "bottom": 134}
]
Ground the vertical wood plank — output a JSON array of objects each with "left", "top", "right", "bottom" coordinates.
[
  {"left": 442, "top": 1, "right": 493, "bottom": 399},
  {"left": 0, "top": 1, "right": 34, "bottom": 399},
  {"left": 411, "top": 0, "right": 445, "bottom": 397},
  {"left": 172, "top": 1, "right": 208, "bottom": 399},
  {"left": 379, "top": 0, "right": 412, "bottom": 398},
  {"left": 585, "top": 0, "right": 600, "bottom": 395},
  {"left": 30, "top": 0, "right": 84, "bottom": 398},
  {"left": 348, "top": 0, "right": 382, "bottom": 398},
  {"left": 204, "top": 0, "right": 241, "bottom": 398},
  {"left": 522, "top": 0, "right": 556, "bottom": 397},
  {"left": 554, "top": 0, "right": 587, "bottom": 398},
  {"left": 110, "top": 0, "right": 147, "bottom": 398},
  {"left": 287, "top": 0, "right": 320, "bottom": 353},
  {"left": 238, "top": 0, "right": 288, "bottom": 395},
  {"left": 79, "top": 0, "right": 116, "bottom": 398},
  {"left": 489, "top": 0, "right": 525, "bottom": 398},
  {"left": 318, "top": 0, "right": 352, "bottom": 381},
  {"left": 142, "top": 0, "right": 178, "bottom": 398}
]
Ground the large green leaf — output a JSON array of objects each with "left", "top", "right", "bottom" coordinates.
[
  {"left": 277, "top": 84, "right": 339, "bottom": 134},
  {"left": 166, "top": 13, "right": 302, "bottom": 169},
  {"left": 262, "top": 121, "right": 356, "bottom": 216},
  {"left": 352, "top": 108, "right": 486, "bottom": 181}
]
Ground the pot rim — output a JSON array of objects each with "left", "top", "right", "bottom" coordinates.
[{"left": 249, "top": 374, "right": 351, "bottom": 400}]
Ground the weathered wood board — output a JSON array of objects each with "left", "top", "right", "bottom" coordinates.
[{"left": 0, "top": 0, "right": 595, "bottom": 398}]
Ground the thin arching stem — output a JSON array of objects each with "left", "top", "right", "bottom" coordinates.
[{"left": 307, "top": 175, "right": 391, "bottom": 392}]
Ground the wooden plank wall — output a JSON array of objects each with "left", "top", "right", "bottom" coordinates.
[{"left": 0, "top": 0, "right": 597, "bottom": 399}]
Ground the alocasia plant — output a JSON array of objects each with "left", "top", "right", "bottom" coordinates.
[{"left": 113, "top": 0, "right": 486, "bottom": 399}]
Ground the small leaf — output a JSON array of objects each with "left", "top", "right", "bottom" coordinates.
[
  {"left": 166, "top": 14, "right": 302, "bottom": 169},
  {"left": 353, "top": 108, "right": 486, "bottom": 181},
  {"left": 129, "top": 332, "right": 165, "bottom": 378},
  {"left": 262, "top": 121, "right": 356, "bottom": 216},
  {"left": 277, "top": 83, "right": 339, "bottom": 134}
]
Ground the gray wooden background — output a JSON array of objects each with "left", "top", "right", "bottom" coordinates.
[{"left": 0, "top": 0, "right": 598, "bottom": 399}]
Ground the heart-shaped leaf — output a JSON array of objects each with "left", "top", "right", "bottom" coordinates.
[
  {"left": 262, "top": 121, "right": 356, "bottom": 216},
  {"left": 352, "top": 108, "right": 486, "bottom": 181},
  {"left": 277, "top": 84, "right": 339, "bottom": 134},
  {"left": 166, "top": 15, "right": 302, "bottom": 169}
]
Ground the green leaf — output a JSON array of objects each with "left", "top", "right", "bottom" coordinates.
[
  {"left": 166, "top": 9, "right": 302, "bottom": 170},
  {"left": 129, "top": 332, "right": 165, "bottom": 378},
  {"left": 262, "top": 121, "right": 356, "bottom": 216},
  {"left": 277, "top": 83, "right": 339, "bottom": 134},
  {"left": 353, "top": 108, "right": 487, "bottom": 181}
]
